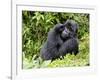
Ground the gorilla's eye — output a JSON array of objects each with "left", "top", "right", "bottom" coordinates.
[
  {"left": 60, "top": 26, "right": 64, "bottom": 28},
  {"left": 60, "top": 26, "right": 65, "bottom": 31}
]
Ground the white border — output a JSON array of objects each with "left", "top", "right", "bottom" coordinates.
[{"left": 12, "top": 2, "right": 97, "bottom": 80}]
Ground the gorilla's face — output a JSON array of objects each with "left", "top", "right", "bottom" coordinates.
[
  {"left": 65, "top": 20, "right": 78, "bottom": 33},
  {"left": 61, "top": 27, "right": 70, "bottom": 40},
  {"left": 61, "top": 20, "right": 78, "bottom": 41}
]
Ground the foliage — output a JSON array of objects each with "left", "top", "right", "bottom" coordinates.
[{"left": 22, "top": 11, "right": 89, "bottom": 69}]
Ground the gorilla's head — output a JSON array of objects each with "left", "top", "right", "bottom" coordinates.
[
  {"left": 61, "top": 20, "right": 79, "bottom": 41},
  {"left": 53, "top": 20, "right": 78, "bottom": 41}
]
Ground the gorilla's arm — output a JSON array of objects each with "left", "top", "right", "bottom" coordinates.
[{"left": 40, "top": 23, "right": 64, "bottom": 60}]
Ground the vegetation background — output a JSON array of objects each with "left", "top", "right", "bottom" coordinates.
[{"left": 22, "top": 11, "right": 89, "bottom": 69}]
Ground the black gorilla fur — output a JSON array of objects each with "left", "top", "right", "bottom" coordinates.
[{"left": 40, "top": 20, "right": 79, "bottom": 60}]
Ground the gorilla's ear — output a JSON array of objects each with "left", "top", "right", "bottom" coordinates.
[
  {"left": 75, "top": 23, "right": 79, "bottom": 33},
  {"left": 72, "top": 22, "right": 79, "bottom": 33}
]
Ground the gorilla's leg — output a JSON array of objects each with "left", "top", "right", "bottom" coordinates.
[{"left": 58, "top": 38, "right": 79, "bottom": 57}]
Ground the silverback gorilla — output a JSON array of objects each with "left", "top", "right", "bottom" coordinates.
[{"left": 40, "top": 20, "right": 79, "bottom": 60}]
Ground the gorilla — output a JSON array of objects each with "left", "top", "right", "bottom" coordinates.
[{"left": 40, "top": 20, "right": 79, "bottom": 60}]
